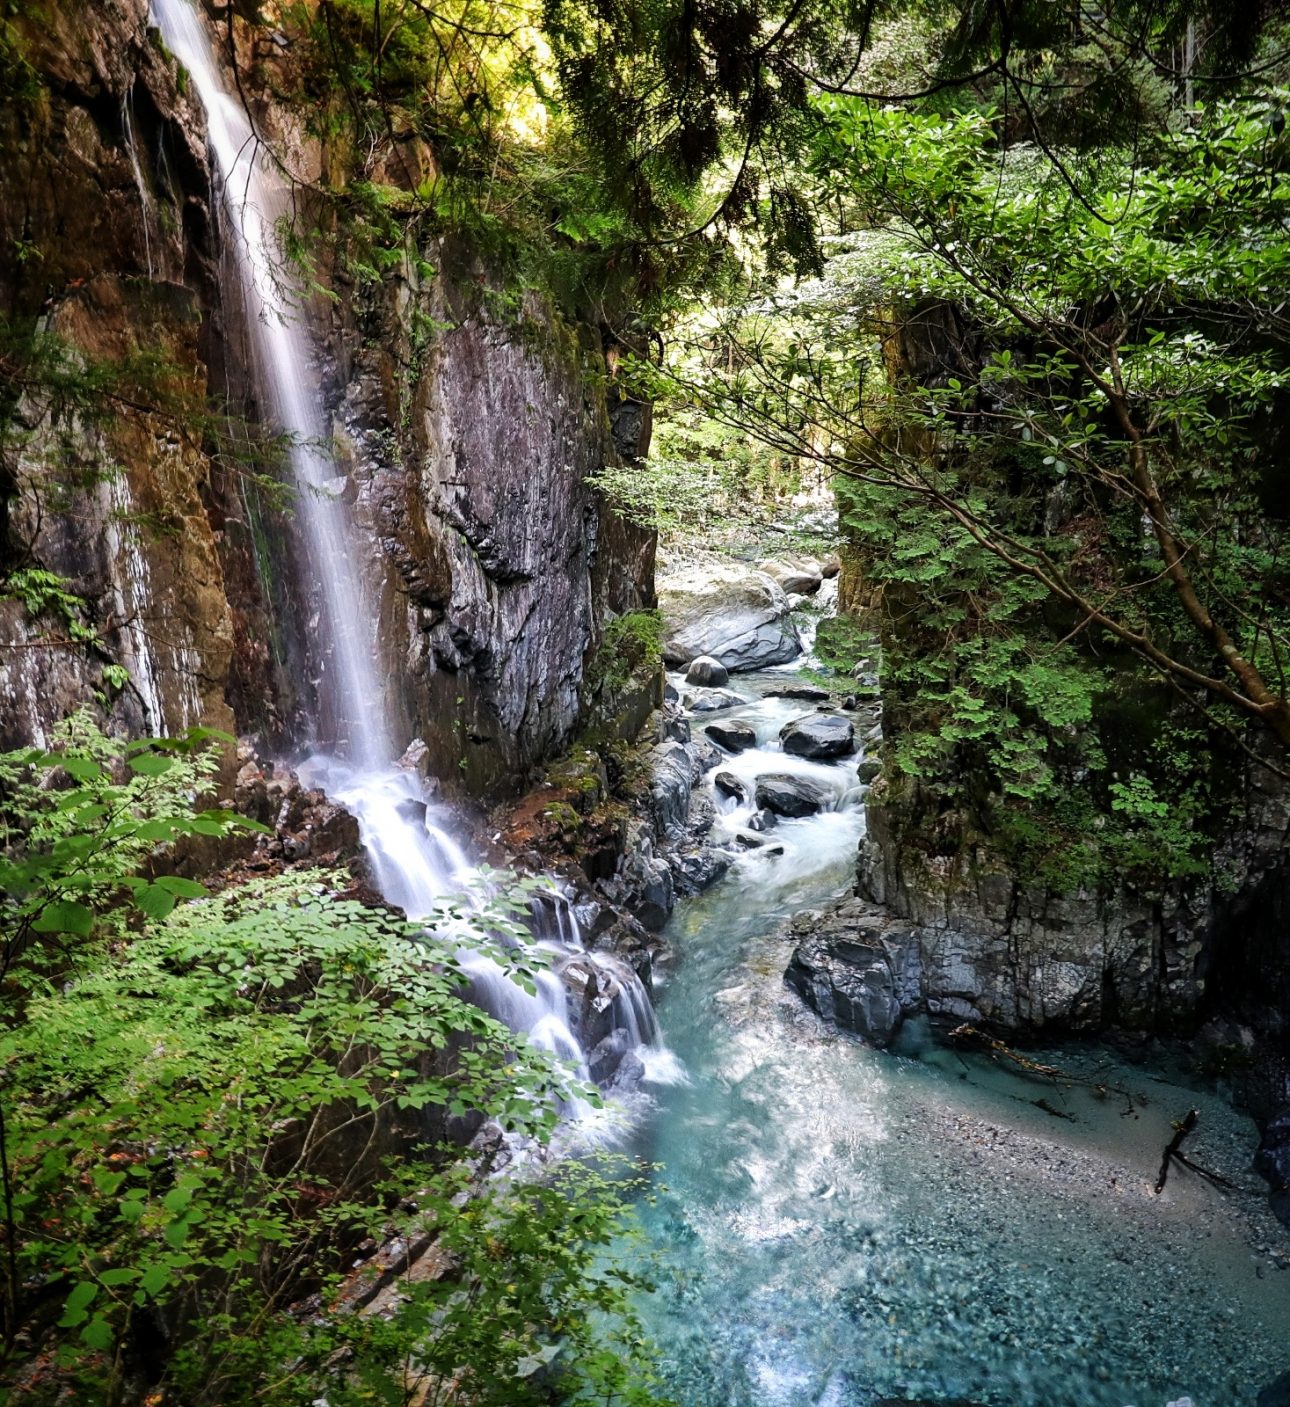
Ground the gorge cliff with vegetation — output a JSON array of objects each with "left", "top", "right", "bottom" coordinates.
[
  {"left": 0, "top": 0, "right": 653, "bottom": 789},
  {"left": 3, "top": 1, "right": 1290, "bottom": 1404}
]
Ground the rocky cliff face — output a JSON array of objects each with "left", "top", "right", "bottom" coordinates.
[
  {"left": 330, "top": 269, "right": 654, "bottom": 792},
  {"left": 826, "top": 299, "right": 1290, "bottom": 1101},
  {"left": 0, "top": 1, "right": 653, "bottom": 792},
  {"left": 857, "top": 768, "right": 1290, "bottom": 1035},
  {"left": 0, "top": 0, "right": 234, "bottom": 746}
]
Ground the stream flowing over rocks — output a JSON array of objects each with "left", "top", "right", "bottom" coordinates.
[{"left": 617, "top": 583, "right": 1290, "bottom": 1407}]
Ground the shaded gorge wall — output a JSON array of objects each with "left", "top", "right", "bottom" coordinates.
[{"left": 0, "top": 0, "right": 653, "bottom": 794}]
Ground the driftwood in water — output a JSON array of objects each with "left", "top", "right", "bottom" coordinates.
[
  {"left": 1154, "top": 1110, "right": 1240, "bottom": 1194},
  {"left": 1034, "top": 1097, "right": 1077, "bottom": 1122},
  {"left": 1155, "top": 1109, "right": 1200, "bottom": 1193},
  {"left": 947, "top": 1024, "right": 1137, "bottom": 1113}
]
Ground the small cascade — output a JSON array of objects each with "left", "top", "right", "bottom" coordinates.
[
  {"left": 152, "top": 0, "right": 669, "bottom": 1119},
  {"left": 530, "top": 891, "right": 677, "bottom": 1089},
  {"left": 298, "top": 755, "right": 474, "bottom": 917},
  {"left": 121, "top": 87, "right": 156, "bottom": 279},
  {"left": 104, "top": 475, "right": 166, "bottom": 733}
]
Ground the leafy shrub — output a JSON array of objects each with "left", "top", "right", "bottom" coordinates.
[{"left": 0, "top": 720, "right": 669, "bottom": 1405}]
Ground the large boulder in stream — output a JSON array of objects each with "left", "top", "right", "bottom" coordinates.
[
  {"left": 754, "top": 773, "right": 832, "bottom": 817},
  {"left": 757, "top": 555, "right": 824, "bottom": 596},
  {"left": 558, "top": 950, "right": 657, "bottom": 1055},
  {"left": 685, "top": 654, "right": 729, "bottom": 687},
  {"left": 685, "top": 687, "right": 751, "bottom": 712},
  {"left": 714, "top": 771, "right": 750, "bottom": 803},
  {"left": 780, "top": 713, "right": 856, "bottom": 759},
  {"left": 658, "top": 563, "right": 802, "bottom": 672},
  {"left": 705, "top": 719, "right": 757, "bottom": 752},
  {"left": 786, "top": 934, "right": 903, "bottom": 1045},
  {"left": 767, "top": 684, "right": 830, "bottom": 702}
]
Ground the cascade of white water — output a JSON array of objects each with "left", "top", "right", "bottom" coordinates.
[
  {"left": 152, "top": 0, "right": 667, "bottom": 1102},
  {"left": 152, "top": 0, "right": 387, "bottom": 768},
  {"left": 121, "top": 88, "right": 156, "bottom": 280}
]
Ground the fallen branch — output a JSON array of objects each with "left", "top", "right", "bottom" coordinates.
[
  {"left": 1154, "top": 1110, "right": 1244, "bottom": 1195},
  {"left": 1034, "top": 1097, "right": 1077, "bottom": 1122},
  {"left": 1155, "top": 1109, "right": 1199, "bottom": 1193},
  {"left": 1172, "top": 1150, "right": 1240, "bottom": 1193},
  {"left": 947, "top": 1023, "right": 1137, "bottom": 1113}
]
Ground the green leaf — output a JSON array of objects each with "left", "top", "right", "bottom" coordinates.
[
  {"left": 98, "top": 1268, "right": 138, "bottom": 1287},
  {"left": 56, "top": 756, "right": 102, "bottom": 781},
  {"left": 92, "top": 1168, "right": 126, "bottom": 1197},
  {"left": 80, "top": 1315, "right": 114, "bottom": 1351},
  {"left": 162, "top": 1186, "right": 193, "bottom": 1214},
  {"left": 138, "top": 1264, "right": 170, "bottom": 1298},
  {"left": 129, "top": 752, "right": 174, "bottom": 778},
  {"left": 154, "top": 875, "right": 207, "bottom": 899},
  {"left": 32, "top": 899, "right": 94, "bottom": 937},
  {"left": 136, "top": 885, "right": 177, "bottom": 922},
  {"left": 163, "top": 1216, "right": 191, "bottom": 1248},
  {"left": 58, "top": 1282, "right": 97, "bottom": 1326}
]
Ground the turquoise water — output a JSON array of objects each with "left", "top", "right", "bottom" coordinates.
[{"left": 626, "top": 681, "right": 1290, "bottom": 1407}]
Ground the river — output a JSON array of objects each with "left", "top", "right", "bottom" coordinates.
[{"left": 624, "top": 632, "right": 1290, "bottom": 1407}]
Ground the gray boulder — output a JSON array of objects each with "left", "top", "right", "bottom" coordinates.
[
  {"left": 685, "top": 687, "right": 750, "bottom": 712},
  {"left": 747, "top": 808, "right": 777, "bottom": 832},
  {"left": 587, "top": 1029, "right": 636, "bottom": 1085},
  {"left": 714, "top": 771, "right": 750, "bottom": 803},
  {"left": 673, "top": 850, "right": 732, "bottom": 892},
  {"left": 633, "top": 856, "right": 675, "bottom": 931},
  {"left": 659, "top": 563, "right": 802, "bottom": 672},
  {"left": 736, "top": 832, "right": 784, "bottom": 854},
  {"left": 780, "top": 713, "right": 856, "bottom": 759},
  {"left": 649, "top": 743, "right": 695, "bottom": 837},
  {"left": 705, "top": 719, "right": 757, "bottom": 752},
  {"left": 767, "top": 684, "right": 830, "bottom": 702},
  {"left": 685, "top": 655, "right": 729, "bottom": 687},
  {"left": 758, "top": 556, "right": 824, "bottom": 596},
  {"left": 856, "top": 758, "right": 882, "bottom": 784},
  {"left": 785, "top": 935, "right": 902, "bottom": 1046},
  {"left": 754, "top": 773, "right": 832, "bottom": 818}
]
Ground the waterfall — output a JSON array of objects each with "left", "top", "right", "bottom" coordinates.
[
  {"left": 121, "top": 87, "right": 156, "bottom": 279},
  {"left": 152, "top": 0, "right": 387, "bottom": 768},
  {"left": 150, "top": 0, "right": 665, "bottom": 1104}
]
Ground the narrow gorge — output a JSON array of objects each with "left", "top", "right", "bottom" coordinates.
[{"left": 2, "top": 3, "right": 1289, "bottom": 1406}]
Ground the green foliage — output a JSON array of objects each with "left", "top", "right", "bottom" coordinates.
[
  {"left": 0, "top": 568, "right": 98, "bottom": 644},
  {"left": 586, "top": 609, "right": 663, "bottom": 703},
  {"left": 0, "top": 721, "right": 669, "bottom": 1405},
  {"left": 0, "top": 0, "right": 41, "bottom": 106},
  {"left": 812, "top": 612, "right": 876, "bottom": 685},
  {"left": 638, "top": 73, "right": 1290, "bottom": 893},
  {"left": 0, "top": 710, "right": 261, "bottom": 996},
  {"left": 589, "top": 404, "right": 803, "bottom": 540},
  {"left": 268, "top": 0, "right": 693, "bottom": 325}
]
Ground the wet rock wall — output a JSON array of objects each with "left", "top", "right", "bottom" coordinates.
[{"left": 0, "top": 0, "right": 654, "bottom": 795}]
